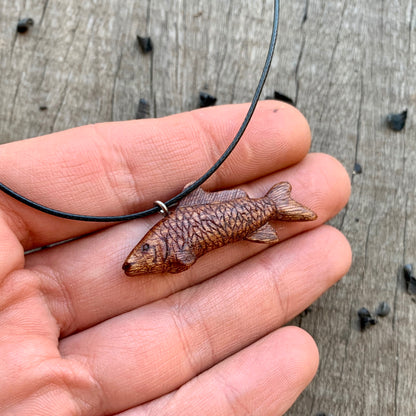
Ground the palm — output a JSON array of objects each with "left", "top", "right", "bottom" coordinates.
[
  {"left": 0, "top": 267, "right": 92, "bottom": 413},
  {"left": 0, "top": 102, "right": 351, "bottom": 415}
]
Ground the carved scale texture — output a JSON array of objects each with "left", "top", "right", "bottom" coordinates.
[
  {"left": 159, "top": 198, "right": 275, "bottom": 258},
  {"left": 123, "top": 182, "right": 317, "bottom": 275}
]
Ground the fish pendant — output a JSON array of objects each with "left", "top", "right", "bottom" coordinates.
[{"left": 122, "top": 182, "right": 317, "bottom": 276}]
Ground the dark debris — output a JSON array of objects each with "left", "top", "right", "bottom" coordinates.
[
  {"left": 137, "top": 35, "right": 153, "bottom": 53},
  {"left": 386, "top": 110, "right": 407, "bottom": 131},
  {"left": 358, "top": 301, "right": 391, "bottom": 331},
  {"left": 136, "top": 98, "right": 150, "bottom": 119},
  {"left": 300, "top": 306, "right": 313, "bottom": 317},
  {"left": 375, "top": 301, "right": 391, "bottom": 317},
  {"left": 357, "top": 307, "right": 377, "bottom": 331},
  {"left": 353, "top": 162, "right": 362, "bottom": 175},
  {"left": 265, "top": 90, "right": 295, "bottom": 106},
  {"left": 39, "top": 105, "right": 48, "bottom": 111},
  {"left": 17, "top": 18, "right": 34, "bottom": 33},
  {"left": 199, "top": 91, "right": 217, "bottom": 108}
]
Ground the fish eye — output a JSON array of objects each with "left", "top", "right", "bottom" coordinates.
[{"left": 142, "top": 243, "right": 150, "bottom": 252}]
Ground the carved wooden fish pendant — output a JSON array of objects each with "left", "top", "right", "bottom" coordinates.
[{"left": 122, "top": 182, "right": 317, "bottom": 276}]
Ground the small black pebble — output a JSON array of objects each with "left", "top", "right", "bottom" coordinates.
[
  {"left": 199, "top": 91, "right": 217, "bottom": 108},
  {"left": 355, "top": 218, "right": 360, "bottom": 222},
  {"left": 403, "top": 264, "right": 416, "bottom": 295},
  {"left": 137, "top": 35, "right": 153, "bottom": 53},
  {"left": 266, "top": 90, "right": 295, "bottom": 106},
  {"left": 357, "top": 307, "right": 377, "bottom": 331},
  {"left": 17, "top": 18, "right": 34, "bottom": 33},
  {"left": 39, "top": 105, "right": 48, "bottom": 111},
  {"left": 353, "top": 162, "right": 362, "bottom": 174},
  {"left": 136, "top": 98, "right": 150, "bottom": 119},
  {"left": 376, "top": 301, "right": 391, "bottom": 317},
  {"left": 386, "top": 110, "right": 407, "bottom": 131}
]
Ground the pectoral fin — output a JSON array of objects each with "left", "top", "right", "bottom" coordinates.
[
  {"left": 245, "top": 223, "right": 279, "bottom": 243},
  {"left": 170, "top": 250, "right": 197, "bottom": 273}
]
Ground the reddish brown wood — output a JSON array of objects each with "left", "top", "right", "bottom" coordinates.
[{"left": 123, "top": 182, "right": 317, "bottom": 276}]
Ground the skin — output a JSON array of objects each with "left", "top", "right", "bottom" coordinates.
[{"left": 0, "top": 101, "right": 351, "bottom": 416}]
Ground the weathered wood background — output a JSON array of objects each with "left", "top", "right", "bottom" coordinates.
[{"left": 1, "top": 0, "right": 415, "bottom": 415}]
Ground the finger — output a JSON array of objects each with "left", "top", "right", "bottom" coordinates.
[
  {"left": 0, "top": 101, "right": 310, "bottom": 249},
  {"left": 118, "top": 327, "right": 319, "bottom": 416},
  {"left": 59, "top": 225, "right": 351, "bottom": 414},
  {"left": 0, "top": 215, "right": 24, "bottom": 281},
  {"left": 26, "top": 153, "right": 350, "bottom": 336}
]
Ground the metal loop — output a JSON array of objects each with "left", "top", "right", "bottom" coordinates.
[{"left": 154, "top": 200, "right": 169, "bottom": 216}]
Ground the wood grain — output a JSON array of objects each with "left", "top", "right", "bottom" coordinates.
[{"left": 0, "top": 1, "right": 415, "bottom": 414}]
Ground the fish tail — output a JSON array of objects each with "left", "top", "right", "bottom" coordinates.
[{"left": 266, "top": 182, "right": 317, "bottom": 221}]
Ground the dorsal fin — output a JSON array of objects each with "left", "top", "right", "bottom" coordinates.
[{"left": 178, "top": 183, "right": 248, "bottom": 207}]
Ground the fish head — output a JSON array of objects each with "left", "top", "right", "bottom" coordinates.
[
  {"left": 122, "top": 234, "right": 167, "bottom": 276},
  {"left": 123, "top": 232, "right": 197, "bottom": 276}
]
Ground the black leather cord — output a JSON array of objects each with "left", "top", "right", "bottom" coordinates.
[{"left": 0, "top": 0, "right": 280, "bottom": 222}]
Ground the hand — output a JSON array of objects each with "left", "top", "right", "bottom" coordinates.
[{"left": 0, "top": 101, "right": 351, "bottom": 416}]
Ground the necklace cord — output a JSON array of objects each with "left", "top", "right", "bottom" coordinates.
[{"left": 0, "top": 0, "right": 280, "bottom": 223}]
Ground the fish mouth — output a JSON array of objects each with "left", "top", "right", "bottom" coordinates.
[
  {"left": 122, "top": 258, "right": 153, "bottom": 276},
  {"left": 122, "top": 260, "right": 137, "bottom": 276}
]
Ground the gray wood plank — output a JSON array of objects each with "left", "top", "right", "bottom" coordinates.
[{"left": 1, "top": 1, "right": 415, "bottom": 415}]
